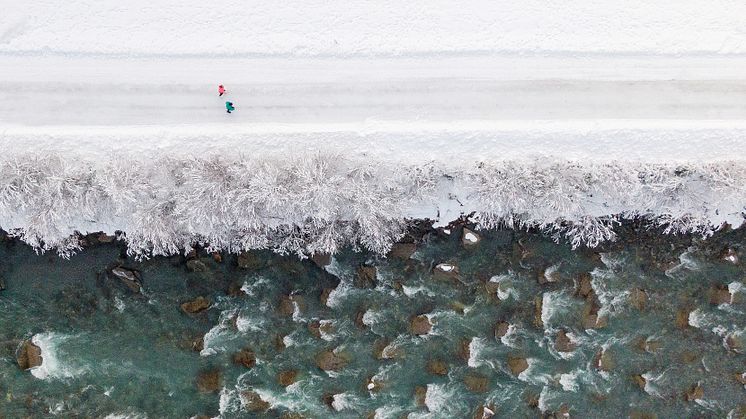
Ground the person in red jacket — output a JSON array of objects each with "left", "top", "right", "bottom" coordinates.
[{"left": 218, "top": 85, "right": 226, "bottom": 96}]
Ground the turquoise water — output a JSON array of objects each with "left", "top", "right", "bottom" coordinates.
[{"left": 0, "top": 224, "right": 744, "bottom": 418}]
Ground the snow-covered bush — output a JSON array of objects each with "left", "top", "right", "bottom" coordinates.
[{"left": 0, "top": 152, "right": 743, "bottom": 257}]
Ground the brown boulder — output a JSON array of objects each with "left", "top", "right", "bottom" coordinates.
[
  {"left": 315, "top": 349, "right": 350, "bottom": 371},
  {"left": 311, "top": 252, "right": 331, "bottom": 268},
  {"left": 414, "top": 386, "right": 427, "bottom": 406},
  {"left": 533, "top": 296, "right": 544, "bottom": 328},
  {"left": 734, "top": 372, "right": 746, "bottom": 385},
  {"left": 726, "top": 333, "right": 744, "bottom": 353},
  {"left": 237, "top": 251, "right": 262, "bottom": 269},
  {"left": 684, "top": 383, "right": 703, "bottom": 401},
  {"left": 320, "top": 288, "right": 334, "bottom": 306},
  {"left": 232, "top": 347, "right": 256, "bottom": 369},
  {"left": 410, "top": 315, "right": 432, "bottom": 335},
  {"left": 458, "top": 338, "right": 472, "bottom": 361},
  {"left": 181, "top": 296, "right": 210, "bottom": 314},
  {"left": 16, "top": 340, "right": 43, "bottom": 370},
  {"left": 629, "top": 288, "right": 648, "bottom": 310},
  {"left": 594, "top": 348, "right": 614, "bottom": 371},
  {"left": 632, "top": 374, "right": 646, "bottom": 390},
  {"left": 495, "top": 321, "right": 510, "bottom": 339},
  {"left": 186, "top": 259, "right": 209, "bottom": 272},
  {"left": 191, "top": 336, "right": 204, "bottom": 352},
  {"left": 464, "top": 373, "right": 489, "bottom": 393},
  {"left": 278, "top": 370, "right": 298, "bottom": 387},
  {"left": 278, "top": 295, "right": 303, "bottom": 317},
  {"left": 388, "top": 243, "right": 417, "bottom": 260},
  {"left": 555, "top": 330, "right": 575, "bottom": 352},
  {"left": 575, "top": 273, "right": 593, "bottom": 299},
  {"left": 675, "top": 308, "right": 691, "bottom": 329},
  {"left": 582, "top": 300, "right": 607, "bottom": 329},
  {"left": 196, "top": 369, "right": 221, "bottom": 393},
  {"left": 356, "top": 266, "right": 377, "bottom": 288},
  {"left": 433, "top": 263, "right": 460, "bottom": 281},
  {"left": 426, "top": 359, "right": 448, "bottom": 376},
  {"left": 709, "top": 284, "right": 732, "bottom": 305},
  {"left": 241, "top": 390, "right": 270, "bottom": 412},
  {"left": 507, "top": 356, "right": 528, "bottom": 376}
]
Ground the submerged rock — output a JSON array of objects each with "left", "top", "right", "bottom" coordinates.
[
  {"left": 426, "top": 359, "right": 448, "bottom": 376},
  {"left": 410, "top": 315, "right": 432, "bottom": 335},
  {"left": 684, "top": 383, "right": 704, "bottom": 401},
  {"left": 675, "top": 308, "right": 691, "bottom": 329},
  {"left": 356, "top": 266, "right": 377, "bottom": 288},
  {"left": 555, "top": 330, "right": 576, "bottom": 352},
  {"left": 414, "top": 386, "right": 427, "bottom": 406},
  {"left": 462, "top": 228, "right": 481, "bottom": 247},
  {"left": 0, "top": 276, "right": 5, "bottom": 291},
  {"left": 388, "top": 243, "right": 417, "bottom": 260},
  {"left": 632, "top": 374, "right": 647, "bottom": 390},
  {"left": 464, "top": 372, "right": 489, "bottom": 393},
  {"left": 311, "top": 252, "right": 331, "bottom": 268},
  {"left": 278, "top": 370, "right": 298, "bottom": 387},
  {"left": 237, "top": 251, "right": 262, "bottom": 270},
  {"left": 16, "top": 340, "right": 42, "bottom": 370},
  {"left": 709, "top": 284, "right": 732, "bottom": 305},
  {"left": 574, "top": 273, "right": 593, "bottom": 299},
  {"left": 495, "top": 321, "right": 510, "bottom": 339},
  {"left": 507, "top": 356, "right": 528, "bottom": 376},
  {"left": 181, "top": 296, "right": 210, "bottom": 314},
  {"left": 232, "top": 347, "right": 256, "bottom": 369},
  {"left": 629, "top": 288, "right": 648, "bottom": 311},
  {"left": 241, "top": 390, "right": 270, "bottom": 412},
  {"left": 186, "top": 258, "right": 209, "bottom": 273},
  {"left": 109, "top": 267, "right": 143, "bottom": 293},
  {"left": 315, "top": 349, "right": 349, "bottom": 371},
  {"left": 196, "top": 369, "right": 221, "bottom": 393}
]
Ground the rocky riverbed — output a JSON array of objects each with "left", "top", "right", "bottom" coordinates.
[{"left": 0, "top": 221, "right": 744, "bottom": 418}]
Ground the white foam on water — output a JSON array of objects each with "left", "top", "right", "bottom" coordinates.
[
  {"left": 113, "top": 297, "right": 125, "bottom": 312},
  {"left": 489, "top": 273, "right": 519, "bottom": 301},
  {"left": 729, "top": 281, "right": 743, "bottom": 296},
  {"left": 103, "top": 413, "right": 146, "bottom": 419},
  {"left": 331, "top": 392, "right": 361, "bottom": 411},
  {"left": 362, "top": 309, "right": 383, "bottom": 327},
  {"left": 239, "top": 276, "right": 270, "bottom": 296},
  {"left": 424, "top": 383, "right": 459, "bottom": 414},
  {"left": 30, "top": 332, "right": 85, "bottom": 380},
  {"left": 325, "top": 282, "right": 352, "bottom": 309},
  {"left": 319, "top": 319, "right": 335, "bottom": 341},
  {"left": 218, "top": 387, "right": 241, "bottom": 416},
  {"left": 540, "top": 291, "right": 573, "bottom": 328},
  {"left": 467, "top": 337, "right": 493, "bottom": 368},
  {"left": 641, "top": 371, "right": 667, "bottom": 398},
  {"left": 402, "top": 284, "right": 434, "bottom": 298},
  {"left": 559, "top": 370, "right": 580, "bottom": 392},
  {"left": 235, "top": 314, "right": 265, "bottom": 333},
  {"left": 664, "top": 247, "right": 700, "bottom": 279},
  {"left": 518, "top": 358, "right": 551, "bottom": 385},
  {"left": 500, "top": 324, "right": 520, "bottom": 348},
  {"left": 200, "top": 309, "right": 239, "bottom": 356}
]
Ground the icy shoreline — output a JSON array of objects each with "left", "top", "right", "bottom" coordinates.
[{"left": 0, "top": 151, "right": 743, "bottom": 258}]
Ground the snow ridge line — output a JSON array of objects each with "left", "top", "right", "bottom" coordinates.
[{"left": 0, "top": 153, "right": 743, "bottom": 258}]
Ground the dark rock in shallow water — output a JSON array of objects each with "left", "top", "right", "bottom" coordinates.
[
  {"left": 629, "top": 288, "right": 648, "bottom": 310},
  {"left": 462, "top": 227, "right": 481, "bottom": 247},
  {"left": 458, "top": 338, "right": 472, "bottom": 362},
  {"left": 241, "top": 391, "right": 270, "bottom": 412},
  {"left": 410, "top": 315, "right": 432, "bottom": 335},
  {"left": 186, "top": 258, "right": 209, "bottom": 273},
  {"left": 315, "top": 349, "right": 349, "bottom": 371},
  {"left": 191, "top": 336, "right": 204, "bottom": 352},
  {"left": 226, "top": 281, "right": 245, "bottom": 297},
  {"left": 311, "top": 252, "right": 331, "bottom": 268},
  {"left": 426, "top": 359, "right": 448, "bottom": 376},
  {"left": 684, "top": 383, "right": 704, "bottom": 401},
  {"left": 277, "top": 370, "right": 298, "bottom": 387},
  {"left": 320, "top": 287, "right": 334, "bottom": 306},
  {"left": 237, "top": 251, "right": 263, "bottom": 270},
  {"left": 16, "top": 340, "right": 42, "bottom": 370},
  {"left": 709, "top": 284, "right": 732, "bottom": 305},
  {"left": 720, "top": 247, "right": 739, "bottom": 265},
  {"left": 495, "top": 321, "right": 510, "bottom": 339},
  {"left": 507, "top": 356, "right": 528, "bottom": 376},
  {"left": 196, "top": 369, "right": 221, "bottom": 393},
  {"left": 109, "top": 267, "right": 143, "bottom": 293},
  {"left": 574, "top": 273, "right": 593, "bottom": 299},
  {"left": 0, "top": 276, "right": 5, "bottom": 291},
  {"left": 432, "top": 263, "right": 459, "bottom": 282},
  {"left": 594, "top": 348, "right": 614, "bottom": 371},
  {"left": 233, "top": 347, "right": 256, "bottom": 369},
  {"left": 632, "top": 374, "right": 647, "bottom": 390},
  {"left": 278, "top": 294, "right": 304, "bottom": 317},
  {"left": 181, "top": 296, "right": 210, "bottom": 314},
  {"left": 414, "top": 386, "right": 427, "bottom": 406},
  {"left": 675, "top": 308, "right": 692, "bottom": 329},
  {"left": 555, "top": 330, "right": 575, "bottom": 352},
  {"left": 533, "top": 296, "right": 544, "bottom": 329},
  {"left": 356, "top": 266, "right": 377, "bottom": 288},
  {"left": 463, "top": 372, "right": 489, "bottom": 393},
  {"left": 388, "top": 243, "right": 417, "bottom": 260}
]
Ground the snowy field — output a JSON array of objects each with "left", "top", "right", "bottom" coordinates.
[{"left": 1, "top": 1, "right": 746, "bottom": 256}]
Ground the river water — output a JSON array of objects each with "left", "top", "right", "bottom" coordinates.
[{"left": 0, "top": 223, "right": 744, "bottom": 418}]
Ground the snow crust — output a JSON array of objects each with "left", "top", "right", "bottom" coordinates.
[{"left": 4, "top": 0, "right": 746, "bottom": 57}]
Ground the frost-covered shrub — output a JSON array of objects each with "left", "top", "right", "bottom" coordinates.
[{"left": 0, "top": 152, "right": 742, "bottom": 257}]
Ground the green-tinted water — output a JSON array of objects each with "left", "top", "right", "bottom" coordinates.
[{"left": 0, "top": 225, "right": 744, "bottom": 418}]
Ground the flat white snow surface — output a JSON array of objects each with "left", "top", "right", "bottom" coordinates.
[{"left": 1, "top": 1, "right": 746, "bottom": 257}]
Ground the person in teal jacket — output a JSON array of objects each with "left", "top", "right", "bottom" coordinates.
[{"left": 225, "top": 101, "right": 235, "bottom": 113}]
